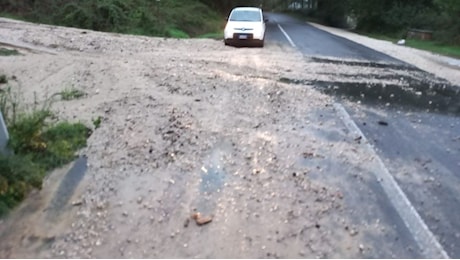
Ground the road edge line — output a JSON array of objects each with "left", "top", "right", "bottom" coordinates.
[
  {"left": 277, "top": 24, "right": 296, "bottom": 48},
  {"left": 333, "top": 102, "right": 449, "bottom": 259}
]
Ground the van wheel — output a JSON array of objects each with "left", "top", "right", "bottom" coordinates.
[{"left": 259, "top": 40, "right": 264, "bottom": 48}]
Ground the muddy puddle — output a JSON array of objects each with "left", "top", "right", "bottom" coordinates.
[{"left": 195, "top": 142, "right": 233, "bottom": 215}]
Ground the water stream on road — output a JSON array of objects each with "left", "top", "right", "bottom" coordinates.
[{"left": 46, "top": 156, "right": 87, "bottom": 218}]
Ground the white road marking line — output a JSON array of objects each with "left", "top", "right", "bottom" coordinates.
[
  {"left": 333, "top": 103, "right": 449, "bottom": 259},
  {"left": 277, "top": 24, "right": 296, "bottom": 48}
]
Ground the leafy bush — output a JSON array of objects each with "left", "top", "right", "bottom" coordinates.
[
  {"left": 167, "top": 28, "right": 190, "bottom": 39},
  {"left": 2, "top": 0, "right": 223, "bottom": 38},
  {"left": 38, "top": 121, "right": 91, "bottom": 169},
  {"left": 57, "top": 0, "right": 131, "bottom": 32},
  {"left": 0, "top": 154, "right": 44, "bottom": 216},
  {"left": 8, "top": 110, "right": 52, "bottom": 154},
  {"left": 0, "top": 81, "right": 91, "bottom": 216}
]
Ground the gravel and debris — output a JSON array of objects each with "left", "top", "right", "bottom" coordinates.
[{"left": 0, "top": 17, "right": 454, "bottom": 258}]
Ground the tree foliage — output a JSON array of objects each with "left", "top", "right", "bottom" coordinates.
[
  {"left": 1, "top": 0, "right": 458, "bottom": 43},
  {"left": 277, "top": 0, "right": 459, "bottom": 45}
]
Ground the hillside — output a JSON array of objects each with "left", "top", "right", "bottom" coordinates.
[{"left": 0, "top": 0, "right": 231, "bottom": 38}]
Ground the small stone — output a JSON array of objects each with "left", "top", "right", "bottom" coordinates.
[
  {"left": 349, "top": 229, "right": 358, "bottom": 236},
  {"left": 359, "top": 244, "right": 364, "bottom": 252},
  {"left": 184, "top": 218, "right": 190, "bottom": 228},
  {"left": 72, "top": 200, "right": 83, "bottom": 206},
  {"left": 122, "top": 211, "right": 128, "bottom": 217},
  {"left": 425, "top": 176, "right": 435, "bottom": 182},
  {"left": 191, "top": 212, "right": 212, "bottom": 226}
]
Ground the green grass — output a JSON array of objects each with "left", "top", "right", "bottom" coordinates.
[
  {"left": 0, "top": 85, "right": 91, "bottom": 216},
  {"left": 92, "top": 116, "right": 102, "bottom": 129},
  {"left": 197, "top": 31, "right": 223, "bottom": 39},
  {"left": 0, "top": 48, "right": 20, "bottom": 56},
  {"left": 167, "top": 28, "right": 190, "bottom": 39},
  {"left": 59, "top": 88, "right": 86, "bottom": 100},
  {"left": 0, "top": 13, "right": 27, "bottom": 21},
  {"left": 405, "top": 40, "right": 460, "bottom": 59},
  {"left": 363, "top": 32, "right": 460, "bottom": 59},
  {"left": 0, "top": 75, "right": 7, "bottom": 84}
]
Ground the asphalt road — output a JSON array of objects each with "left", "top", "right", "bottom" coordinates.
[{"left": 265, "top": 12, "right": 460, "bottom": 258}]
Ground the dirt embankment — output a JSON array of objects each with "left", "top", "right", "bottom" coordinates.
[{"left": 0, "top": 18, "right": 452, "bottom": 258}]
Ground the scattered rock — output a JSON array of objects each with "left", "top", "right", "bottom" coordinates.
[
  {"left": 302, "top": 152, "right": 314, "bottom": 158},
  {"left": 183, "top": 218, "right": 190, "bottom": 228},
  {"left": 191, "top": 212, "right": 213, "bottom": 226},
  {"left": 378, "top": 121, "right": 389, "bottom": 126},
  {"left": 354, "top": 136, "right": 362, "bottom": 143},
  {"left": 349, "top": 229, "right": 358, "bottom": 236},
  {"left": 424, "top": 176, "right": 435, "bottom": 183},
  {"left": 72, "top": 200, "right": 83, "bottom": 206}
]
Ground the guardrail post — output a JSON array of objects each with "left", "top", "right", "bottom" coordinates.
[{"left": 0, "top": 111, "right": 9, "bottom": 155}]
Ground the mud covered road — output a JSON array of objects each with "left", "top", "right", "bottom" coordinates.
[{"left": 0, "top": 16, "right": 459, "bottom": 258}]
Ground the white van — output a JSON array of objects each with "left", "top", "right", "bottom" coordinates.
[{"left": 224, "top": 7, "right": 267, "bottom": 47}]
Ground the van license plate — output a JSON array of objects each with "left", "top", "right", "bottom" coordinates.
[{"left": 239, "top": 35, "right": 248, "bottom": 39}]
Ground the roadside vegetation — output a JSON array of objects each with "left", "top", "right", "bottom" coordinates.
[
  {"left": 0, "top": 48, "right": 20, "bottom": 56},
  {"left": 403, "top": 40, "right": 460, "bottom": 59},
  {"left": 276, "top": 0, "right": 460, "bottom": 57},
  {"left": 1, "top": 0, "right": 458, "bottom": 56},
  {"left": 0, "top": 0, "right": 266, "bottom": 38},
  {"left": 366, "top": 33, "right": 460, "bottom": 59},
  {"left": 0, "top": 83, "right": 91, "bottom": 216},
  {"left": 0, "top": 0, "right": 225, "bottom": 38},
  {"left": 59, "top": 87, "right": 86, "bottom": 101}
]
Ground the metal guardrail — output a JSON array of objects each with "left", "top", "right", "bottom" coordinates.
[{"left": 0, "top": 111, "right": 9, "bottom": 155}]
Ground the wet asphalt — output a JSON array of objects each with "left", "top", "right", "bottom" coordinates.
[{"left": 265, "top": 12, "right": 460, "bottom": 258}]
